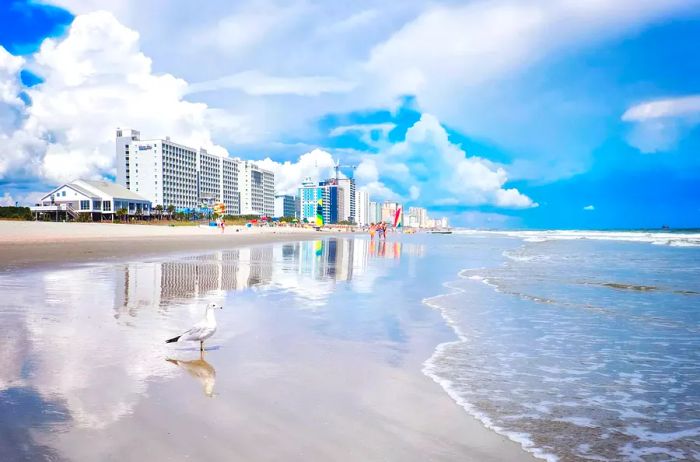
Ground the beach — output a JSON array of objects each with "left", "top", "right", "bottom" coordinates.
[
  {"left": 2, "top": 224, "right": 698, "bottom": 461},
  {"left": 0, "top": 221, "right": 326, "bottom": 269},
  {"left": 0, "top": 224, "right": 535, "bottom": 461}
]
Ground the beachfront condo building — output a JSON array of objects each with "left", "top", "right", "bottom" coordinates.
[
  {"left": 239, "top": 161, "right": 275, "bottom": 216},
  {"left": 336, "top": 177, "right": 356, "bottom": 223},
  {"left": 274, "top": 194, "right": 298, "bottom": 218},
  {"left": 355, "top": 190, "right": 369, "bottom": 226},
  {"left": 116, "top": 129, "right": 269, "bottom": 215},
  {"left": 298, "top": 178, "right": 345, "bottom": 224}
]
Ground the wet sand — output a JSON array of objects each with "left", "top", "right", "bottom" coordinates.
[{"left": 0, "top": 230, "right": 536, "bottom": 461}]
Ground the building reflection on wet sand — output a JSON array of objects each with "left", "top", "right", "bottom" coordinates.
[{"left": 114, "top": 238, "right": 424, "bottom": 313}]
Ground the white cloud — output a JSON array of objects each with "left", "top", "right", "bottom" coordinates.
[
  {"left": 622, "top": 95, "right": 700, "bottom": 152},
  {"left": 260, "top": 114, "right": 535, "bottom": 209},
  {"left": 0, "top": 11, "right": 248, "bottom": 185},
  {"left": 33, "top": 0, "right": 700, "bottom": 187},
  {"left": 622, "top": 95, "right": 700, "bottom": 121},
  {"left": 358, "top": 114, "right": 536, "bottom": 208},
  {"left": 187, "top": 70, "right": 356, "bottom": 96},
  {"left": 366, "top": 1, "right": 697, "bottom": 99},
  {"left": 256, "top": 148, "right": 337, "bottom": 196},
  {"left": 583, "top": 205, "right": 595, "bottom": 211},
  {"left": 0, "top": 47, "right": 24, "bottom": 105},
  {"left": 4, "top": 1, "right": 698, "bottom": 199},
  {"left": 0, "top": 190, "right": 44, "bottom": 206}
]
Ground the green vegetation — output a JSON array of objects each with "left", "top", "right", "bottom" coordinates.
[
  {"left": 0, "top": 206, "right": 32, "bottom": 220},
  {"left": 76, "top": 212, "right": 92, "bottom": 222}
]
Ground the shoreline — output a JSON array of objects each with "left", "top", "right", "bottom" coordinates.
[
  {"left": 0, "top": 221, "right": 329, "bottom": 269},
  {"left": 0, "top": 221, "right": 536, "bottom": 461}
]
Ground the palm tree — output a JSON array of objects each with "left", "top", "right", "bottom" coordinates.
[
  {"left": 166, "top": 204, "right": 175, "bottom": 220},
  {"left": 155, "top": 204, "right": 164, "bottom": 220}
]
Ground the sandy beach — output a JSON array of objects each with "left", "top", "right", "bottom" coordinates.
[
  {"left": 0, "top": 225, "right": 537, "bottom": 461},
  {"left": 0, "top": 221, "right": 328, "bottom": 269}
]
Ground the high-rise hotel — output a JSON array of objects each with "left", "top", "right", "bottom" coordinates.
[{"left": 116, "top": 129, "right": 274, "bottom": 215}]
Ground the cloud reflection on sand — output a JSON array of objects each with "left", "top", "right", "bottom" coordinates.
[{"left": 0, "top": 238, "right": 415, "bottom": 437}]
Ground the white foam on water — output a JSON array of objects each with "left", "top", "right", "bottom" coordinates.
[
  {"left": 421, "top": 275, "right": 560, "bottom": 462},
  {"left": 422, "top": 236, "right": 700, "bottom": 461},
  {"left": 624, "top": 426, "right": 700, "bottom": 443},
  {"left": 453, "top": 229, "right": 700, "bottom": 247}
]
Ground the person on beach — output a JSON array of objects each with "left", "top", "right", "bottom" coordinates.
[
  {"left": 369, "top": 223, "right": 376, "bottom": 240},
  {"left": 220, "top": 216, "right": 226, "bottom": 234},
  {"left": 377, "top": 222, "right": 385, "bottom": 240}
]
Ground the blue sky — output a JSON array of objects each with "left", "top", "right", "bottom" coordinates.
[{"left": 1, "top": 0, "right": 699, "bottom": 229}]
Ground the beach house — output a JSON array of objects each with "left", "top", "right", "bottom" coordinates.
[{"left": 31, "top": 179, "right": 152, "bottom": 221}]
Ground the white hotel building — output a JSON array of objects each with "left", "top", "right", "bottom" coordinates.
[
  {"left": 239, "top": 161, "right": 275, "bottom": 216},
  {"left": 116, "top": 129, "right": 273, "bottom": 215}
]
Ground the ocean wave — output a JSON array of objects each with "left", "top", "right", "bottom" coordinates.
[
  {"left": 423, "top": 250, "right": 700, "bottom": 461},
  {"left": 453, "top": 229, "right": 700, "bottom": 247},
  {"left": 422, "top": 280, "right": 559, "bottom": 462}
]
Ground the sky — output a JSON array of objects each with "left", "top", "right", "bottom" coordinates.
[{"left": 0, "top": 0, "right": 699, "bottom": 229}]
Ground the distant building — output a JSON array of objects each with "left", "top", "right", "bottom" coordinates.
[
  {"left": 239, "top": 161, "right": 275, "bottom": 216},
  {"left": 407, "top": 207, "right": 429, "bottom": 228},
  {"left": 381, "top": 201, "right": 403, "bottom": 225},
  {"left": 31, "top": 179, "right": 151, "bottom": 220},
  {"left": 299, "top": 179, "right": 323, "bottom": 223},
  {"left": 115, "top": 128, "right": 240, "bottom": 213},
  {"left": 368, "top": 201, "right": 381, "bottom": 224},
  {"left": 336, "top": 177, "right": 356, "bottom": 223},
  {"left": 319, "top": 179, "right": 344, "bottom": 224},
  {"left": 274, "top": 194, "right": 297, "bottom": 218},
  {"left": 355, "top": 190, "right": 369, "bottom": 226},
  {"left": 298, "top": 178, "right": 346, "bottom": 224}
]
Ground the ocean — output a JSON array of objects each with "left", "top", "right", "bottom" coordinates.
[
  {"left": 0, "top": 232, "right": 698, "bottom": 461},
  {"left": 424, "top": 230, "right": 700, "bottom": 461}
]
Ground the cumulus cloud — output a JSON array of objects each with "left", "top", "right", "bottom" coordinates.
[
  {"left": 256, "top": 148, "right": 337, "bottom": 196},
  {"left": 583, "top": 205, "right": 595, "bottom": 211},
  {"left": 0, "top": 11, "right": 244, "bottom": 185},
  {"left": 0, "top": 190, "right": 44, "bottom": 206},
  {"left": 255, "top": 114, "right": 535, "bottom": 209},
  {"left": 622, "top": 95, "right": 700, "bottom": 152},
  {"left": 358, "top": 114, "right": 537, "bottom": 208}
]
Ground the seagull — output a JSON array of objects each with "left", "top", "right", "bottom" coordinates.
[
  {"left": 166, "top": 354, "right": 216, "bottom": 397},
  {"left": 166, "top": 302, "right": 222, "bottom": 351}
]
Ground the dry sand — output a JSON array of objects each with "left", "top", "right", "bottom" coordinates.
[{"left": 0, "top": 221, "right": 327, "bottom": 269}]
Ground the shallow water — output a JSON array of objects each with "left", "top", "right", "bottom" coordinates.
[{"left": 425, "top": 235, "right": 700, "bottom": 461}]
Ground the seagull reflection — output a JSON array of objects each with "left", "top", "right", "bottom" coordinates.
[{"left": 166, "top": 353, "right": 216, "bottom": 397}]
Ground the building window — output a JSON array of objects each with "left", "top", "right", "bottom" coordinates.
[
  {"left": 80, "top": 200, "right": 90, "bottom": 210},
  {"left": 103, "top": 201, "right": 111, "bottom": 211},
  {"left": 93, "top": 200, "right": 101, "bottom": 210}
]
